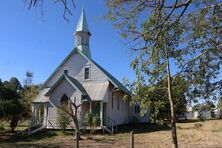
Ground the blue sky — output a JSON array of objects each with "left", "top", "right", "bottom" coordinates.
[{"left": 0, "top": 0, "right": 135, "bottom": 85}]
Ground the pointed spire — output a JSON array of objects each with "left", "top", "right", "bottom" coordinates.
[
  {"left": 74, "top": 9, "right": 91, "bottom": 58},
  {"left": 76, "top": 9, "right": 90, "bottom": 35}
]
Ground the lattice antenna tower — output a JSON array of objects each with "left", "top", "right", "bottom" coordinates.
[{"left": 24, "top": 71, "right": 33, "bottom": 86}]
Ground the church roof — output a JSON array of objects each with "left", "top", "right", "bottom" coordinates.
[
  {"left": 44, "top": 48, "right": 131, "bottom": 95},
  {"left": 33, "top": 88, "right": 50, "bottom": 103},
  {"left": 76, "top": 9, "right": 90, "bottom": 34},
  {"left": 83, "top": 82, "right": 109, "bottom": 101},
  {"left": 45, "top": 74, "right": 88, "bottom": 97}
]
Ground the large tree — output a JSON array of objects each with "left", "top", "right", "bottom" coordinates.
[
  {"left": 125, "top": 76, "right": 188, "bottom": 123},
  {"left": 24, "top": 0, "right": 76, "bottom": 21},
  {"left": 106, "top": 0, "right": 222, "bottom": 147},
  {"left": 0, "top": 84, "right": 25, "bottom": 132}
]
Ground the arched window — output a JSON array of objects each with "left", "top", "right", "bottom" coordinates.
[{"left": 60, "top": 94, "right": 69, "bottom": 105}]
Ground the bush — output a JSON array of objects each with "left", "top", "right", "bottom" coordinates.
[
  {"left": 92, "top": 114, "right": 100, "bottom": 127},
  {"left": 0, "top": 125, "right": 4, "bottom": 131},
  {"left": 56, "top": 107, "right": 71, "bottom": 132},
  {"left": 84, "top": 112, "right": 93, "bottom": 128},
  {"left": 130, "top": 116, "right": 139, "bottom": 124},
  {"left": 84, "top": 112, "right": 101, "bottom": 134}
]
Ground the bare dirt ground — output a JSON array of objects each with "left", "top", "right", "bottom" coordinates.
[{"left": 1, "top": 120, "right": 222, "bottom": 148}]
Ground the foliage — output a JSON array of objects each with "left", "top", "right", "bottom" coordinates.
[
  {"left": 20, "top": 85, "right": 40, "bottom": 118},
  {"left": 130, "top": 115, "right": 139, "bottom": 124},
  {"left": 25, "top": 0, "right": 76, "bottom": 22},
  {"left": 92, "top": 114, "right": 100, "bottom": 127},
  {"left": 106, "top": 0, "right": 222, "bottom": 147},
  {"left": 125, "top": 76, "right": 188, "bottom": 123},
  {"left": 56, "top": 107, "right": 71, "bottom": 132},
  {"left": 0, "top": 82, "right": 25, "bottom": 132},
  {"left": 217, "top": 96, "right": 222, "bottom": 109},
  {"left": 193, "top": 101, "right": 215, "bottom": 111},
  {"left": 84, "top": 112, "right": 93, "bottom": 128},
  {"left": 57, "top": 97, "right": 82, "bottom": 147},
  {"left": 84, "top": 112, "right": 101, "bottom": 133}
]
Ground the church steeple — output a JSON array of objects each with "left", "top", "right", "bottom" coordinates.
[{"left": 75, "top": 9, "right": 91, "bottom": 58}]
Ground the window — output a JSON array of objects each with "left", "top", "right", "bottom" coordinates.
[
  {"left": 111, "top": 92, "right": 113, "bottom": 109},
  {"left": 117, "top": 95, "right": 119, "bottom": 110},
  {"left": 122, "top": 99, "right": 124, "bottom": 110},
  {"left": 84, "top": 67, "right": 90, "bottom": 80},
  {"left": 60, "top": 94, "right": 68, "bottom": 105},
  {"left": 135, "top": 105, "right": 140, "bottom": 114}
]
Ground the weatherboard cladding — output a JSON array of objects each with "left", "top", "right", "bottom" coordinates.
[
  {"left": 44, "top": 48, "right": 130, "bottom": 95},
  {"left": 46, "top": 74, "right": 88, "bottom": 96}
]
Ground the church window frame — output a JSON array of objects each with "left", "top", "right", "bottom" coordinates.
[
  {"left": 60, "top": 94, "right": 69, "bottom": 105},
  {"left": 84, "top": 65, "right": 91, "bottom": 80}
]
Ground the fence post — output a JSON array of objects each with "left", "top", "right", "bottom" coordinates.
[
  {"left": 130, "top": 131, "right": 134, "bottom": 148},
  {"left": 76, "top": 131, "right": 79, "bottom": 148}
]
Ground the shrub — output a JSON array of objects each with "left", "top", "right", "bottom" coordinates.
[
  {"left": 56, "top": 107, "right": 71, "bottom": 132},
  {"left": 84, "top": 112, "right": 101, "bottom": 134},
  {"left": 92, "top": 114, "right": 100, "bottom": 127},
  {"left": 84, "top": 112, "right": 93, "bottom": 128},
  {"left": 130, "top": 116, "right": 139, "bottom": 124},
  {"left": 0, "top": 125, "right": 4, "bottom": 131}
]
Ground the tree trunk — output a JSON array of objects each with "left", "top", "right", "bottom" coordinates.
[
  {"left": 166, "top": 58, "right": 178, "bottom": 148},
  {"left": 72, "top": 116, "right": 80, "bottom": 148}
]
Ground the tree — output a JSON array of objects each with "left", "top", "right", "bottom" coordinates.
[
  {"left": 21, "top": 85, "right": 40, "bottom": 118},
  {"left": 56, "top": 107, "right": 71, "bottom": 133},
  {"left": 217, "top": 96, "right": 222, "bottom": 109},
  {"left": 106, "top": 1, "right": 222, "bottom": 147},
  {"left": 57, "top": 96, "right": 83, "bottom": 148},
  {"left": 125, "top": 76, "right": 188, "bottom": 123},
  {"left": 193, "top": 101, "right": 215, "bottom": 111},
  {"left": 0, "top": 86, "right": 25, "bottom": 132},
  {"left": 25, "top": 0, "right": 76, "bottom": 22}
]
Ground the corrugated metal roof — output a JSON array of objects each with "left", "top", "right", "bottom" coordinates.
[
  {"left": 83, "top": 82, "right": 109, "bottom": 101},
  {"left": 90, "top": 59, "right": 131, "bottom": 95},
  {"left": 33, "top": 88, "right": 50, "bottom": 103},
  {"left": 46, "top": 74, "right": 88, "bottom": 96}
]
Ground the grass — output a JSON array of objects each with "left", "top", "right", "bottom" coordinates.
[{"left": 1, "top": 120, "right": 222, "bottom": 147}]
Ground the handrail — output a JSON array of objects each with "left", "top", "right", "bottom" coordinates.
[{"left": 104, "top": 116, "right": 117, "bottom": 133}]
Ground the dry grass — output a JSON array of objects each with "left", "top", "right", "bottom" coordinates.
[{"left": 1, "top": 120, "right": 222, "bottom": 148}]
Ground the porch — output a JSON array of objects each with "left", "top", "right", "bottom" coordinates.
[{"left": 30, "top": 100, "right": 117, "bottom": 134}]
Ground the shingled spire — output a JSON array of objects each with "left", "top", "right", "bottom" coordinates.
[{"left": 75, "top": 9, "right": 91, "bottom": 58}]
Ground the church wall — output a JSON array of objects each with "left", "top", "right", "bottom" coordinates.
[
  {"left": 106, "top": 85, "right": 130, "bottom": 125},
  {"left": 46, "top": 52, "right": 109, "bottom": 88},
  {"left": 47, "top": 78, "right": 82, "bottom": 128},
  {"left": 46, "top": 53, "right": 88, "bottom": 87}
]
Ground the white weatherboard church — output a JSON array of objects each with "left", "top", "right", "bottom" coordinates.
[{"left": 31, "top": 10, "right": 147, "bottom": 134}]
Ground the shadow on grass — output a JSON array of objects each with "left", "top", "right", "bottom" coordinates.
[
  {"left": 117, "top": 123, "right": 170, "bottom": 134},
  {"left": 1, "top": 130, "right": 57, "bottom": 143}
]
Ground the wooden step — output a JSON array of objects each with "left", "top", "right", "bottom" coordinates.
[{"left": 102, "top": 126, "right": 113, "bottom": 134}]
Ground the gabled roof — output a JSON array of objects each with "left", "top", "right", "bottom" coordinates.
[
  {"left": 90, "top": 59, "right": 131, "bottom": 95},
  {"left": 33, "top": 88, "right": 50, "bottom": 103},
  {"left": 83, "top": 82, "right": 109, "bottom": 101},
  {"left": 76, "top": 9, "right": 90, "bottom": 35},
  {"left": 45, "top": 74, "right": 88, "bottom": 97},
  {"left": 44, "top": 48, "right": 131, "bottom": 95}
]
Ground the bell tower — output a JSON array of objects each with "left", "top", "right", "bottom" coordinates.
[{"left": 75, "top": 9, "right": 91, "bottom": 58}]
